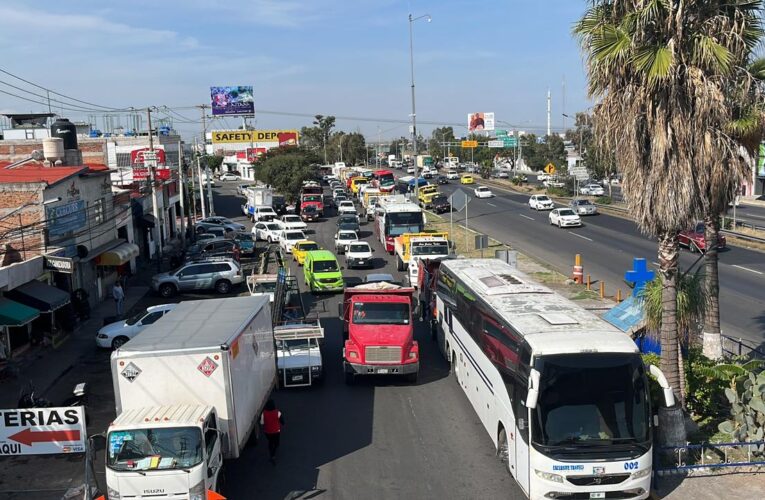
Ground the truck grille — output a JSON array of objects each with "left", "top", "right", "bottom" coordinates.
[
  {"left": 566, "top": 473, "right": 630, "bottom": 486},
  {"left": 365, "top": 346, "right": 401, "bottom": 364},
  {"left": 320, "top": 278, "right": 338, "bottom": 284}
]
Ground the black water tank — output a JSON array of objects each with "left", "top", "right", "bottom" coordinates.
[{"left": 50, "top": 118, "right": 78, "bottom": 150}]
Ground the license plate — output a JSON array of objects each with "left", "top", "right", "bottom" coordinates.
[
  {"left": 590, "top": 493, "right": 605, "bottom": 499},
  {"left": 377, "top": 368, "right": 389, "bottom": 374},
  {"left": 292, "top": 375, "right": 304, "bottom": 381},
  {"left": 357, "top": 260, "right": 365, "bottom": 265}
]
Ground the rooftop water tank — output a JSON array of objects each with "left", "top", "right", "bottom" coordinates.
[
  {"left": 50, "top": 117, "right": 78, "bottom": 150},
  {"left": 42, "top": 137, "right": 65, "bottom": 163}
]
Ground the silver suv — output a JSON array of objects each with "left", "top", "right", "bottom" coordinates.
[{"left": 152, "top": 258, "right": 243, "bottom": 297}]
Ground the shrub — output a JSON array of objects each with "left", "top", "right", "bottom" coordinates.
[
  {"left": 546, "top": 187, "right": 568, "bottom": 197},
  {"left": 595, "top": 196, "right": 612, "bottom": 204},
  {"left": 685, "top": 347, "right": 729, "bottom": 418},
  {"left": 718, "top": 368, "right": 765, "bottom": 446}
]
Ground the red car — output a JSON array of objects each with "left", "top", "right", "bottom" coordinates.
[{"left": 678, "top": 222, "right": 726, "bottom": 252}]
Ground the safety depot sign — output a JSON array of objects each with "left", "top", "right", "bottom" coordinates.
[
  {"left": 0, "top": 407, "right": 87, "bottom": 455},
  {"left": 211, "top": 129, "right": 299, "bottom": 145}
]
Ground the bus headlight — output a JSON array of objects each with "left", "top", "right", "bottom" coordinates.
[
  {"left": 107, "top": 486, "right": 120, "bottom": 499},
  {"left": 631, "top": 468, "right": 651, "bottom": 480},
  {"left": 189, "top": 480, "right": 205, "bottom": 500},
  {"left": 534, "top": 469, "right": 564, "bottom": 483}
]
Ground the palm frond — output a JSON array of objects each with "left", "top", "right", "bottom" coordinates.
[
  {"left": 748, "top": 57, "right": 765, "bottom": 81},
  {"left": 631, "top": 45, "right": 674, "bottom": 83},
  {"left": 591, "top": 24, "right": 632, "bottom": 63},
  {"left": 693, "top": 35, "right": 733, "bottom": 74}
]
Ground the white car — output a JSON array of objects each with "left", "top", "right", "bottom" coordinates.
[
  {"left": 337, "top": 200, "right": 357, "bottom": 216},
  {"left": 334, "top": 229, "right": 359, "bottom": 255},
  {"left": 220, "top": 172, "right": 241, "bottom": 181},
  {"left": 529, "top": 194, "right": 555, "bottom": 210},
  {"left": 251, "top": 205, "right": 278, "bottom": 222},
  {"left": 579, "top": 183, "right": 605, "bottom": 196},
  {"left": 251, "top": 221, "right": 283, "bottom": 242},
  {"left": 446, "top": 170, "right": 459, "bottom": 180},
  {"left": 543, "top": 178, "right": 566, "bottom": 188},
  {"left": 96, "top": 303, "right": 176, "bottom": 349},
  {"left": 549, "top": 208, "right": 583, "bottom": 228},
  {"left": 280, "top": 214, "right": 308, "bottom": 231},
  {"left": 537, "top": 173, "right": 550, "bottom": 182},
  {"left": 474, "top": 186, "right": 493, "bottom": 198},
  {"left": 406, "top": 166, "right": 415, "bottom": 174},
  {"left": 345, "top": 241, "right": 374, "bottom": 269},
  {"left": 279, "top": 230, "right": 308, "bottom": 254}
]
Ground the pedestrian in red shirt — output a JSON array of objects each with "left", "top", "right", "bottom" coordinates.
[{"left": 260, "top": 399, "right": 284, "bottom": 464}]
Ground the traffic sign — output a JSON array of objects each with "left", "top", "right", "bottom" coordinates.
[
  {"left": 544, "top": 163, "right": 556, "bottom": 175},
  {"left": 495, "top": 129, "right": 508, "bottom": 137},
  {"left": 502, "top": 137, "right": 517, "bottom": 147},
  {"left": 461, "top": 140, "right": 478, "bottom": 148},
  {"left": 0, "top": 406, "right": 87, "bottom": 455},
  {"left": 488, "top": 140, "right": 504, "bottom": 148},
  {"left": 449, "top": 188, "right": 470, "bottom": 212}
]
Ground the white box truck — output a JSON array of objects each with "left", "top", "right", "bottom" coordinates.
[
  {"left": 242, "top": 186, "right": 274, "bottom": 217},
  {"left": 105, "top": 296, "right": 275, "bottom": 499}
]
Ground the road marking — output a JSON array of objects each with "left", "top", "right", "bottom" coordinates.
[
  {"left": 487, "top": 202, "right": 497, "bottom": 207},
  {"left": 732, "top": 264, "right": 764, "bottom": 275},
  {"left": 569, "top": 232, "right": 593, "bottom": 242},
  {"left": 741, "top": 213, "right": 765, "bottom": 221},
  {"left": 519, "top": 214, "right": 534, "bottom": 221}
]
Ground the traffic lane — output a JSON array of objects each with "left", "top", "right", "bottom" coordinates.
[
  {"left": 730, "top": 203, "right": 765, "bottom": 228},
  {"left": 437, "top": 181, "right": 764, "bottom": 343},
  {"left": 226, "top": 194, "right": 520, "bottom": 499}
]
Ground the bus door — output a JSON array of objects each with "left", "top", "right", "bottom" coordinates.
[{"left": 513, "top": 380, "right": 531, "bottom": 495}]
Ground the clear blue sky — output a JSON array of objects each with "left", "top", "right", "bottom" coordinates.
[{"left": 0, "top": 0, "right": 591, "bottom": 140}]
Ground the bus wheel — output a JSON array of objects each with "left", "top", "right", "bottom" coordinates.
[
  {"left": 451, "top": 352, "right": 459, "bottom": 383},
  {"left": 498, "top": 428, "right": 510, "bottom": 470}
]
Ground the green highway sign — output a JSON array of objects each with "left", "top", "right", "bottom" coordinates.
[
  {"left": 502, "top": 137, "right": 517, "bottom": 147},
  {"left": 495, "top": 129, "right": 508, "bottom": 137}
]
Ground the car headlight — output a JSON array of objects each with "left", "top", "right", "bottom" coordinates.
[
  {"left": 349, "top": 351, "right": 358, "bottom": 359},
  {"left": 311, "top": 365, "right": 320, "bottom": 371},
  {"left": 97, "top": 333, "right": 109, "bottom": 339},
  {"left": 631, "top": 468, "right": 651, "bottom": 480},
  {"left": 107, "top": 486, "right": 120, "bottom": 499},
  {"left": 189, "top": 479, "right": 205, "bottom": 500},
  {"left": 534, "top": 469, "right": 564, "bottom": 483}
]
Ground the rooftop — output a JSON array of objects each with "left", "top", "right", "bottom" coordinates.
[{"left": 0, "top": 161, "right": 109, "bottom": 186}]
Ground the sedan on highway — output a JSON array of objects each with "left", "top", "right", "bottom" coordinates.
[
  {"left": 337, "top": 200, "right": 357, "bottom": 216},
  {"left": 579, "top": 183, "right": 605, "bottom": 196},
  {"left": 345, "top": 241, "right": 374, "bottom": 269},
  {"left": 251, "top": 221, "right": 283, "bottom": 242},
  {"left": 460, "top": 174, "right": 475, "bottom": 185},
  {"left": 474, "top": 186, "right": 493, "bottom": 198},
  {"left": 334, "top": 229, "right": 359, "bottom": 254},
  {"left": 569, "top": 198, "right": 598, "bottom": 216},
  {"left": 293, "top": 240, "right": 321, "bottom": 265},
  {"left": 280, "top": 214, "right": 308, "bottom": 231},
  {"left": 679, "top": 221, "right": 726, "bottom": 252},
  {"left": 549, "top": 208, "right": 582, "bottom": 228},
  {"left": 96, "top": 303, "right": 176, "bottom": 349},
  {"left": 529, "top": 194, "right": 554, "bottom": 210},
  {"left": 279, "top": 230, "right": 308, "bottom": 254}
]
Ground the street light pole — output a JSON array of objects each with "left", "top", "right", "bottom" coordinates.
[{"left": 408, "top": 12, "right": 431, "bottom": 200}]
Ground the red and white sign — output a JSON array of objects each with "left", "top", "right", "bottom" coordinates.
[
  {"left": 132, "top": 168, "right": 172, "bottom": 181},
  {"left": 237, "top": 148, "right": 267, "bottom": 163},
  {"left": 0, "top": 407, "right": 87, "bottom": 456},
  {"left": 197, "top": 356, "right": 218, "bottom": 377},
  {"left": 131, "top": 148, "right": 166, "bottom": 166}
]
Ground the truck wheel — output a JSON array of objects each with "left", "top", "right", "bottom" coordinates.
[
  {"left": 406, "top": 371, "right": 418, "bottom": 384},
  {"left": 215, "top": 280, "right": 231, "bottom": 294},
  {"left": 112, "top": 336, "right": 130, "bottom": 349},
  {"left": 159, "top": 283, "right": 177, "bottom": 298},
  {"left": 344, "top": 371, "right": 355, "bottom": 385}
]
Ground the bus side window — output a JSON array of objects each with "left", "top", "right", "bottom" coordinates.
[{"left": 514, "top": 381, "right": 529, "bottom": 443}]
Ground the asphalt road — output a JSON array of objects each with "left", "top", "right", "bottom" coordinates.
[
  {"left": 435, "top": 178, "right": 765, "bottom": 348},
  {"left": 210, "top": 182, "right": 521, "bottom": 499}
]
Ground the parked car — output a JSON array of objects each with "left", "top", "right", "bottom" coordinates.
[
  {"left": 292, "top": 240, "right": 321, "bottom": 266},
  {"left": 579, "top": 183, "right": 605, "bottom": 196},
  {"left": 495, "top": 170, "right": 510, "bottom": 179},
  {"left": 549, "top": 208, "right": 583, "bottom": 228},
  {"left": 195, "top": 232, "right": 218, "bottom": 242},
  {"left": 279, "top": 230, "right": 308, "bottom": 254},
  {"left": 184, "top": 238, "right": 240, "bottom": 263},
  {"left": 152, "top": 258, "right": 243, "bottom": 297},
  {"left": 679, "top": 221, "right": 726, "bottom": 252},
  {"left": 334, "top": 229, "right": 359, "bottom": 254},
  {"left": 196, "top": 225, "right": 232, "bottom": 240},
  {"left": 251, "top": 221, "right": 283, "bottom": 242},
  {"left": 345, "top": 241, "right": 374, "bottom": 269},
  {"left": 337, "top": 200, "right": 357, "bottom": 216},
  {"left": 569, "top": 198, "right": 598, "bottom": 216},
  {"left": 199, "top": 216, "right": 246, "bottom": 232},
  {"left": 280, "top": 214, "right": 308, "bottom": 231},
  {"left": 543, "top": 177, "right": 566, "bottom": 188},
  {"left": 96, "top": 303, "right": 177, "bottom": 349},
  {"left": 529, "top": 194, "right": 555, "bottom": 210},
  {"left": 220, "top": 172, "right": 241, "bottom": 181},
  {"left": 234, "top": 232, "right": 255, "bottom": 255},
  {"left": 474, "top": 186, "right": 493, "bottom": 198}
]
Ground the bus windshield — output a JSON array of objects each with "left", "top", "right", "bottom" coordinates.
[
  {"left": 532, "top": 353, "right": 650, "bottom": 451},
  {"left": 107, "top": 427, "right": 203, "bottom": 472},
  {"left": 386, "top": 212, "right": 424, "bottom": 236}
]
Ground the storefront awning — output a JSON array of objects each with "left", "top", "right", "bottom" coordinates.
[
  {"left": 7, "top": 280, "right": 70, "bottom": 313},
  {"left": 96, "top": 242, "right": 139, "bottom": 266},
  {"left": 0, "top": 298, "right": 39, "bottom": 327}
]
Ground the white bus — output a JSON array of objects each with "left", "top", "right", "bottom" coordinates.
[{"left": 434, "top": 258, "right": 674, "bottom": 500}]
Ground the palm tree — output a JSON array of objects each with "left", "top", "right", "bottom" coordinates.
[{"left": 575, "top": 0, "right": 764, "bottom": 405}]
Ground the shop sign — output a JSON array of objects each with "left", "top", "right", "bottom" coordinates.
[{"left": 43, "top": 255, "right": 74, "bottom": 273}]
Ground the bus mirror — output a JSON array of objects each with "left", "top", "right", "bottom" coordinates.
[
  {"left": 526, "top": 369, "right": 541, "bottom": 409},
  {"left": 648, "top": 364, "right": 676, "bottom": 407}
]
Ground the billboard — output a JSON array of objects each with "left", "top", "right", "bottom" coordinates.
[
  {"left": 210, "top": 86, "right": 254, "bottom": 116},
  {"left": 211, "top": 130, "right": 300, "bottom": 144},
  {"left": 132, "top": 168, "right": 172, "bottom": 181},
  {"left": 130, "top": 148, "right": 166, "bottom": 166},
  {"left": 468, "top": 112, "right": 495, "bottom": 132},
  {"left": 237, "top": 148, "right": 268, "bottom": 163},
  {"left": 47, "top": 200, "right": 86, "bottom": 236}
]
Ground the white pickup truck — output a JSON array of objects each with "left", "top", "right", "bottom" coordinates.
[{"left": 274, "top": 322, "right": 324, "bottom": 388}]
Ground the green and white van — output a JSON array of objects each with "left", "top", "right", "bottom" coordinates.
[{"left": 304, "top": 250, "right": 344, "bottom": 293}]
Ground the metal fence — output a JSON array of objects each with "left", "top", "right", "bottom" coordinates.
[
  {"left": 654, "top": 440, "right": 765, "bottom": 475},
  {"left": 721, "top": 334, "right": 765, "bottom": 360}
]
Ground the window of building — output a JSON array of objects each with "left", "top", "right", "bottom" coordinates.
[{"left": 93, "top": 198, "right": 105, "bottom": 225}]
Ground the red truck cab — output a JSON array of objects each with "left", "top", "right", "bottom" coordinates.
[
  {"left": 300, "top": 194, "right": 324, "bottom": 216},
  {"left": 340, "top": 284, "right": 419, "bottom": 384}
]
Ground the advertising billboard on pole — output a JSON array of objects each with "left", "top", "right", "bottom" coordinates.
[
  {"left": 210, "top": 86, "right": 254, "bottom": 116},
  {"left": 467, "top": 112, "right": 495, "bottom": 132}
]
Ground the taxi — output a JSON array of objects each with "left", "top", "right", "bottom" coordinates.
[
  {"left": 460, "top": 174, "right": 475, "bottom": 184},
  {"left": 293, "top": 240, "right": 321, "bottom": 265}
]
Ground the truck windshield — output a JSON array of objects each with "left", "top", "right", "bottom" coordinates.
[
  {"left": 412, "top": 242, "right": 449, "bottom": 256},
  {"left": 352, "top": 302, "right": 410, "bottom": 325},
  {"left": 252, "top": 281, "right": 277, "bottom": 293},
  {"left": 532, "top": 353, "right": 650, "bottom": 453},
  {"left": 313, "top": 260, "right": 339, "bottom": 273},
  {"left": 107, "top": 427, "right": 203, "bottom": 472},
  {"left": 387, "top": 212, "right": 424, "bottom": 236}
]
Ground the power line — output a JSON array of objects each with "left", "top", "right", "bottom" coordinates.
[
  {"left": 0, "top": 79, "right": 107, "bottom": 113},
  {"left": 0, "top": 88, "right": 109, "bottom": 114}
]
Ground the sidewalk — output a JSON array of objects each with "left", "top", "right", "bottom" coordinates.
[
  {"left": 0, "top": 280, "right": 149, "bottom": 408},
  {"left": 652, "top": 471, "right": 765, "bottom": 498}
]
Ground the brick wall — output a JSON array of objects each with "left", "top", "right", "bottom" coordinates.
[
  {"left": 0, "top": 138, "right": 108, "bottom": 165},
  {"left": 0, "top": 185, "right": 45, "bottom": 263}
]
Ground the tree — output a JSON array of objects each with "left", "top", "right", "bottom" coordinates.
[
  {"left": 255, "top": 152, "right": 316, "bottom": 202},
  {"left": 575, "top": 1, "right": 764, "bottom": 409},
  {"left": 519, "top": 134, "right": 567, "bottom": 171},
  {"left": 429, "top": 127, "right": 456, "bottom": 158},
  {"left": 202, "top": 154, "right": 223, "bottom": 173},
  {"left": 312, "top": 115, "right": 336, "bottom": 164}
]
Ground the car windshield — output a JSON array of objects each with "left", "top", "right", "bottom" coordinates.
[
  {"left": 532, "top": 353, "right": 650, "bottom": 450},
  {"left": 298, "top": 243, "right": 319, "bottom": 252},
  {"left": 339, "top": 216, "right": 357, "bottom": 223},
  {"left": 352, "top": 302, "right": 410, "bottom": 325},
  {"left": 237, "top": 233, "right": 253, "bottom": 241},
  {"left": 340, "top": 202, "right": 354, "bottom": 208},
  {"left": 412, "top": 242, "right": 449, "bottom": 256},
  {"left": 313, "top": 259, "right": 339, "bottom": 273},
  {"left": 349, "top": 243, "right": 370, "bottom": 253},
  {"left": 558, "top": 209, "right": 576, "bottom": 216},
  {"left": 124, "top": 310, "right": 147, "bottom": 326},
  {"left": 276, "top": 338, "right": 318, "bottom": 350},
  {"left": 537, "top": 196, "right": 550, "bottom": 202},
  {"left": 366, "top": 274, "right": 394, "bottom": 283},
  {"left": 284, "top": 216, "right": 301, "bottom": 223},
  {"left": 107, "top": 427, "right": 203, "bottom": 471},
  {"left": 339, "top": 232, "right": 357, "bottom": 240},
  {"left": 261, "top": 208, "right": 276, "bottom": 214},
  {"left": 478, "top": 187, "right": 489, "bottom": 191},
  {"left": 265, "top": 223, "right": 281, "bottom": 231},
  {"left": 285, "top": 231, "right": 305, "bottom": 240}
]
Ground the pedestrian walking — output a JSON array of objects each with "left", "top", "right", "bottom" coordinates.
[
  {"left": 260, "top": 399, "right": 284, "bottom": 464},
  {"left": 113, "top": 281, "right": 125, "bottom": 317}
]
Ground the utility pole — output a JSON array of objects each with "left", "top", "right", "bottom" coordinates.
[
  {"left": 177, "top": 139, "right": 186, "bottom": 246},
  {"left": 189, "top": 140, "right": 198, "bottom": 222},
  {"left": 206, "top": 165, "right": 215, "bottom": 216},
  {"left": 147, "top": 107, "right": 162, "bottom": 264},
  {"left": 195, "top": 138, "right": 207, "bottom": 219},
  {"left": 546, "top": 89, "right": 551, "bottom": 137},
  {"left": 562, "top": 75, "right": 567, "bottom": 132}
]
